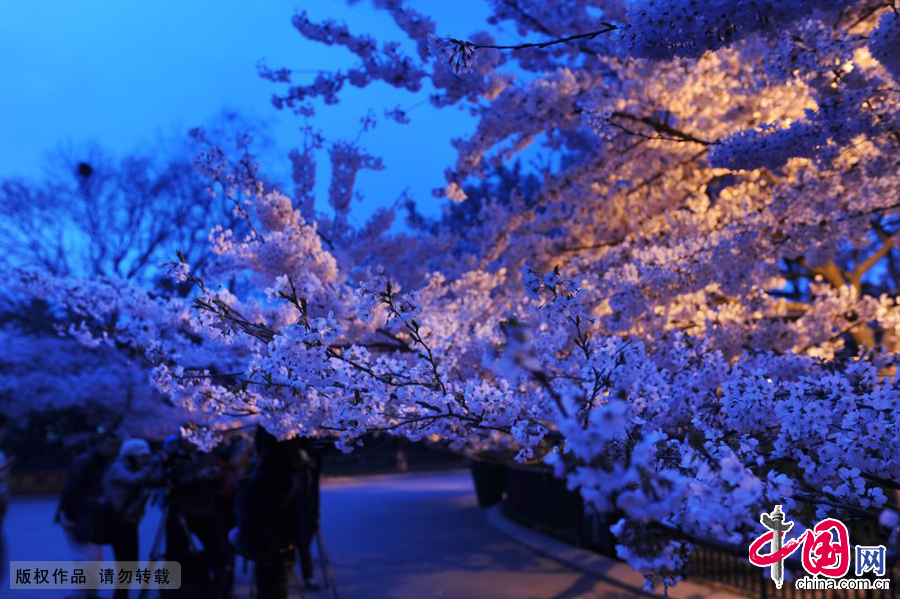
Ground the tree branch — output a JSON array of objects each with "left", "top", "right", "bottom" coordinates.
[
  {"left": 848, "top": 233, "right": 897, "bottom": 292},
  {"left": 609, "top": 111, "right": 714, "bottom": 146},
  {"left": 462, "top": 23, "right": 618, "bottom": 51}
]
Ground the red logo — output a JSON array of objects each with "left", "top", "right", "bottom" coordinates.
[
  {"left": 750, "top": 506, "right": 850, "bottom": 585},
  {"left": 800, "top": 519, "right": 850, "bottom": 577}
]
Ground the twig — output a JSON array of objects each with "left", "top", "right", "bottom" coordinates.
[{"left": 461, "top": 23, "right": 618, "bottom": 51}]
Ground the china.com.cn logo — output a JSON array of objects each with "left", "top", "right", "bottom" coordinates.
[{"left": 748, "top": 505, "right": 890, "bottom": 591}]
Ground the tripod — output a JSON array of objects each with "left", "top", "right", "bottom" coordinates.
[
  {"left": 314, "top": 526, "right": 339, "bottom": 599},
  {"left": 250, "top": 526, "right": 339, "bottom": 599},
  {"left": 138, "top": 488, "right": 174, "bottom": 599},
  {"left": 143, "top": 485, "right": 228, "bottom": 599}
]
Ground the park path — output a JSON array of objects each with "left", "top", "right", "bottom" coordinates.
[{"left": 2, "top": 470, "right": 642, "bottom": 599}]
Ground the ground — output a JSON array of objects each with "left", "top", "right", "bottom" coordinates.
[{"left": 1, "top": 470, "right": 645, "bottom": 599}]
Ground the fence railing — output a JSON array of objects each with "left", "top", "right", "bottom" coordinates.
[
  {"left": 478, "top": 463, "right": 898, "bottom": 599},
  {"left": 689, "top": 540, "right": 898, "bottom": 599}
]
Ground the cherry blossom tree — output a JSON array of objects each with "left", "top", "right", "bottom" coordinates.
[
  {"left": 0, "top": 119, "right": 266, "bottom": 441},
  {"left": 13, "top": 0, "right": 900, "bottom": 587},
  {"left": 0, "top": 325, "right": 183, "bottom": 439}
]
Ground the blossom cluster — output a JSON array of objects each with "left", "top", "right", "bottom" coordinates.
[{"left": 13, "top": 0, "right": 900, "bottom": 587}]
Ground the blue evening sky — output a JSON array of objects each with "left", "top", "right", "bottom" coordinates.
[{"left": 0, "top": 1, "right": 499, "bottom": 221}]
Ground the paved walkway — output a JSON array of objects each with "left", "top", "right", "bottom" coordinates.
[
  {"left": 0, "top": 470, "right": 738, "bottom": 599},
  {"left": 318, "top": 470, "right": 642, "bottom": 599}
]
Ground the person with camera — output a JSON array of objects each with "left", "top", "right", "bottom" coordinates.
[
  {"left": 0, "top": 413, "right": 12, "bottom": 586},
  {"left": 233, "top": 428, "right": 304, "bottom": 599},
  {"left": 102, "top": 438, "right": 156, "bottom": 599},
  {"left": 212, "top": 436, "right": 250, "bottom": 598},
  {"left": 161, "top": 435, "right": 232, "bottom": 599},
  {"left": 295, "top": 438, "right": 323, "bottom": 592},
  {"left": 54, "top": 432, "right": 121, "bottom": 598}
]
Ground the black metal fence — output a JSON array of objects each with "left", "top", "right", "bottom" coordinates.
[
  {"left": 689, "top": 541, "right": 898, "bottom": 599},
  {"left": 476, "top": 463, "right": 898, "bottom": 599}
]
